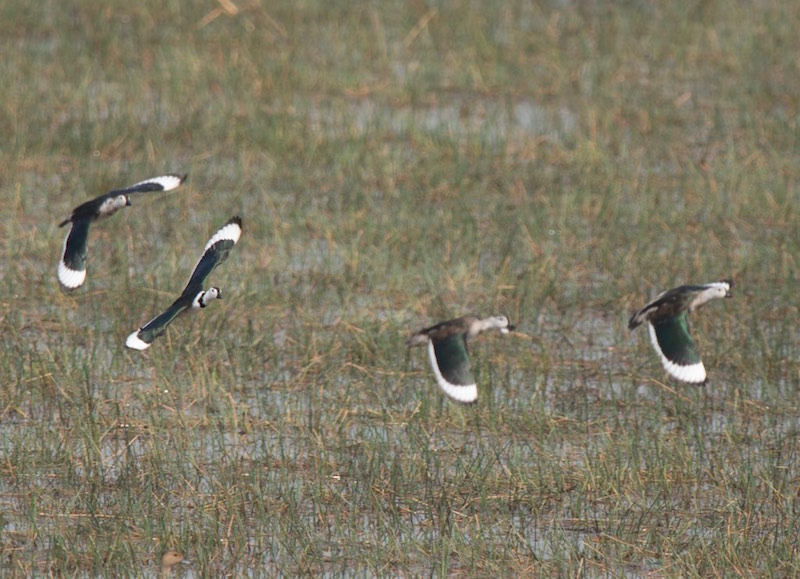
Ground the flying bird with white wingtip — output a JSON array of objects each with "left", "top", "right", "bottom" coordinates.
[
  {"left": 628, "top": 280, "right": 733, "bottom": 384},
  {"left": 407, "top": 315, "right": 515, "bottom": 403},
  {"left": 57, "top": 173, "right": 187, "bottom": 290},
  {"left": 126, "top": 216, "right": 242, "bottom": 351}
]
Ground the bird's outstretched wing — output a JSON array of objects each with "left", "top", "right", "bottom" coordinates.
[
  {"left": 126, "top": 216, "right": 242, "bottom": 351},
  {"left": 428, "top": 334, "right": 478, "bottom": 403},
  {"left": 647, "top": 314, "right": 707, "bottom": 384},
  {"left": 181, "top": 216, "right": 242, "bottom": 297},
  {"left": 113, "top": 173, "right": 187, "bottom": 197},
  {"left": 125, "top": 299, "right": 191, "bottom": 350},
  {"left": 58, "top": 218, "right": 92, "bottom": 289}
]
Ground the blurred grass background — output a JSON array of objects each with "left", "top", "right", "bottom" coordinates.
[{"left": 2, "top": 0, "right": 800, "bottom": 575}]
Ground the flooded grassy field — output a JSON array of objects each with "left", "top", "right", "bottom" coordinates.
[{"left": 3, "top": 0, "right": 800, "bottom": 575}]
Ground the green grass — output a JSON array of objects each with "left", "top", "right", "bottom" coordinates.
[{"left": 3, "top": 0, "right": 800, "bottom": 575}]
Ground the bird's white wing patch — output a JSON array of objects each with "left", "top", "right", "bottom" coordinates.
[
  {"left": 648, "top": 323, "right": 707, "bottom": 383},
  {"left": 125, "top": 330, "right": 151, "bottom": 351},
  {"left": 204, "top": 219, "right": 242, "bottom": 252},
  {"left": 58, "top": 233, "right": 86, "bottom": 289},
  {"left": 427, "top": 339, "right": 478, "bottom": 403},
  {"left": 131, "top": 174, "right": 185, "bottom": 192},
  {"left": 58, "top": 260, "right": 86, "bottom": 289}
]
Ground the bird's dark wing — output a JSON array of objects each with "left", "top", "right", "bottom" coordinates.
[
  {"left": 181, "top": 217, "right": 242, "bottom": 296},
  {"left": 648, "top": 313, "right": 707, "bottom": 383},
  {"left": 431, "top": 334, "right": 474, "bottom": 385},
  {"left": 112, "top": 174, "right": 187, "bottom": 197},
  {"left": 428, "top": 334, "right": 478, "bottom": 403},
  {"left": 125, "top": 297, "right": 192, "bottom": 350},
  {"left": 650, "top": 313, "right": 702, "bottom": 367},
  {"left": 58, "top": 218, "right": 92, "bottom": 289}
]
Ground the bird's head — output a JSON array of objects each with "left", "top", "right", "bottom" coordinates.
[{"left": 200, "top": 287, "right": 222, "bottom": 307}]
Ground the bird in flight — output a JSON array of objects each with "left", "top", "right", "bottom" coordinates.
[
  {"left": 408, "top": 315, "right": 515, "bottom": 403},
  {"left": 57, "top": 173, "right": 187, "bottom": 290},
  {"left": 628, "top": 280, "right": 733, "bottom": 384},
  {"left": 126, "top": 216, "right": 242, "bottom": 351}
]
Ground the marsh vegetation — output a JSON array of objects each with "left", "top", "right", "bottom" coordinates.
[{"left": 2, "top": 1, "right": 800, "bottom": 575}]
